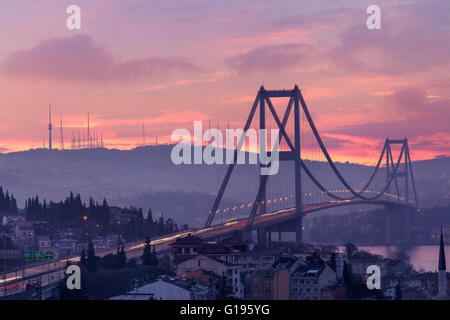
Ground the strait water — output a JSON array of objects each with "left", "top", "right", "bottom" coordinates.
[{"left": 353, "top": 245, "right": 450, "bottom": 272}]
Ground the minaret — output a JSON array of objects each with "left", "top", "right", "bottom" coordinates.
[
  {"left": 438, "top": 225, "right": 447, "bottom": 299},
  {"left": 48, "top": 104, "right": 53, "bottom": 150}
]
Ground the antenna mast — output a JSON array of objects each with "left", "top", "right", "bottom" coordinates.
[
  {"left": 60, "top": 114, "right": 64, "bottom": 150},
  {"left": 48, "top": 104, "right": 53, "bottom": 150},
  {"left": 87, "top": 112, "right": 90, "bottom": 149},
  {"left": 142, "top": 121, "right": 146, "bottom": 146}
]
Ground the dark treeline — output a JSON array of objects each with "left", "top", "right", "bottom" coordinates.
[
  {"left": 23, "top": 191, "right": 187, "bottom": 242},
  {"left": 0, "top": 187, "right": 18, "bottom": 213},
  {"left": 25, "top": 192, "right": 110, "bottom": 231}
]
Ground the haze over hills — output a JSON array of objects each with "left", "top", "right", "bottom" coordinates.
[{"left": 0, "top": 145, "right": 447, "bottom": 227}]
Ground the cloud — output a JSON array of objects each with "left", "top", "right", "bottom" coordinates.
[
  {"left": 328, "top": 87, "right": 450, "bottom": 157},
  {"left": 1, "top": 35, "right": 199, "bottom": 82},
  {"left": 219, "top": 96, "right": 254, "bottom": 104},
  {"left": 328, "top": 0, "right": 450, "bottom": 75},
  {"left": 273, "top": 6, "right": 359, "bottom": 31},
  {"left": 136, "top": 70, "right": 230, "bottom": 92},
  {"left": 226, "top": 29, "right": 311, "bottom": 45},
  {"left": 335, "top": 87, "right": 449, "bottom": 136},
  {"left": 225, "top": 43, "right": 320, "bottom": 74}
]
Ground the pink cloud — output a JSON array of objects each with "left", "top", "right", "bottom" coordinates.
[
  {"left": 1, "top": 35, "right": 199, "bottom": 82},
  {"left": 136, "top": 70, "right": 230, "bottom": 92},
  {"left": 220, "top": 96, "right": 254, "bottom": 104},
  {"left": 227, "top": 29, "right": 311, "bottom": 45},
  {"left": 301, "top": 86, "right": 341, "bottom": 101},
  {"left": 328, "top": 0, "right": 450, "bottom": 75},
  {"left": 326, "top": 87, "right": 450, "bottom": 160},
  {"left": 225, "top": 43, "right": 320, "bottom": 74}
]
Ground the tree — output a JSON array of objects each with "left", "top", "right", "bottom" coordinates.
[
  {"left": 80, "top": 249, "right": 87, "bottom": 267},
  {"left": 343, "top": 261, "right": 353, "bottom": 286},
  {"left": 142, "top": 237, "right": 153, "bottom": 266},
  {"left": 127, "top": 258, "right": 138, "bottom": 268},
  {"left": 118, "top": 245, "right": 127, "bottom": 268},
  {"left": 305, "top": 250, "right": 324, "bottom": 266},
  {"left": 328, "top": 253, "right": 337, "bottom": 272},
  {"left": 150, "top": 245, "right": 158, "bottom": 266},
  {"left": 157, "top": 215, "right": 165, "bottom": 235},
  {"left": 147, "top": 209, "right": 153, "bottom": 222},
  {"left": 10, "top": 195, "right": 17, "bottom": 213},
  {"left": 395, "top": 283, "right": 402, "bottom": 300},
  {"left": 87, "top": 241, "right": 98, "bottom": 272},
  {"left": 101, "top": 253, "right": 120, "bottom": 269},
  {"left": 344, "top": 242, "right": 358, "bottom": 257},
  {"left": 395, "top": 251, "right": 413, "bottom": 275}
]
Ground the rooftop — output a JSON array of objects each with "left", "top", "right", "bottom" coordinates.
[
  {"left": 170, "top": 234, "right": 204, "bottom": 246},
  {"left": 291, "top": 265, "right": 326, "bottom": 278}
]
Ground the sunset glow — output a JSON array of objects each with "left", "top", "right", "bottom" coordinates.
[{"left": 0, "top": 0, "right": 448, "bottom": 163}]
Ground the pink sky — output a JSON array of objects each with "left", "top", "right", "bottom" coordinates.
[{"left": 0, "top": 0, "right": 448, "bottom": 163}]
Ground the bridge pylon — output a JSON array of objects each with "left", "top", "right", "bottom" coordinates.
[
  {"left": 205, "top": 85, "right": 304, "bottom": 245},
  {"left": 384, "top": 138, "right": 418, "bottom": 242}
]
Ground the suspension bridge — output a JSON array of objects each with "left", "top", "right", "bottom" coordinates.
[
  {"left": 0, "top": 84, "right": 419, "bottom": 297},
  {"left": 203, "top": 85, "right": 419, "bottom": 246}
]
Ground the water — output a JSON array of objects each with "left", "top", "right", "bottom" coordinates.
[{"left": 353, "top": 245, "right": 450, "bottom": 272}]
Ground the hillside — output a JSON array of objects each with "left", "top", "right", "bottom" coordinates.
[{"left": 0, "top": 146, "right": 447, "bottom": 226}]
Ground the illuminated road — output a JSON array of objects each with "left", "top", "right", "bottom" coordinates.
[{"left": 0, "top": 199, "right": 409, "bottom": 297}]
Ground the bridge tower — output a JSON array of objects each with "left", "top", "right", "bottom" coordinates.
[
  {"left": 384, "top": 138, "right": 418, "bottom": 243},
  {"left": 205, "top": 85, "right": 304, "bottom": 245}
]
